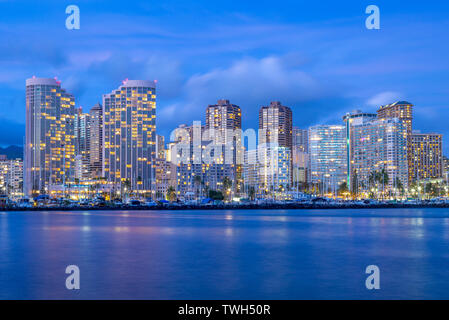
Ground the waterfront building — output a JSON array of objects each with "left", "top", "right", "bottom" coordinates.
[
  {"left": 410, "top": 133, "right": 443, "bottom": 181},
  {"left": 259, "top": 101, "right": 293, "bottom": 150},
  {"left": 24, "top": 77, "right": 76, "bottom": 197},
  {"left": 349, "top": 118, "right": 408, "bottom": 195},
  {"left": 343, "top": 110, "right": 377, "bottom": 189},
  {"left": 243, "top": 148, "right": 259, "bottom": 193},
  {"left": 292, "top": 127, "right": 310, "bottom": 189},
  {"left": 258, "top": 143, "right": 291, "bottom": 195},
  {"left": 74, "top": 107, "right": 91, "bottom": 180},
  {"left": 444, "top": 156, "right": 449, "bottom": 174},
  {"left": 259, "top": 101, "right": 293, "bottom": 187},
  {"left": 377, "top": 101, "right": 414, "bottom": 182},
  {"left": 205, "top": 100, "right": 242, "bottom": 192},
  {"left": 171, "top": 122, "right": 237, "bottom": 198},
  {"left": 292, "top": 126, "right": 308, "bottom": 153},
  {"left": 89, "top": 103, "right": 103, "bottom": 179},
  {"left": 292, "top": 146, "right": 309, "bottom": 187},
  {"left": 308, "top": 125, "right": 347, "bottom": 195},
  {"left": 443, "top": 156, "right": 449, "bottom": 187},
  {"left": 155, "top": 158, "right": 177, "bottom": 200},
  {"left": 0, "top": 158, "right": 23, "bottom": 199},
  {"left": 156, "top": 134, "right": 165, "bottom": 159},
  {"left": 242, "top": 144, "right": 291, "bottom": 198},
  {"left": 205, "top": 99, "right": 242, "bottom": 145},
  {"left": 103, "top": 80, "right": 157, "bottom": 196},
  {"left": 74, "top": 154, "right": 90, "bottom": 182}
]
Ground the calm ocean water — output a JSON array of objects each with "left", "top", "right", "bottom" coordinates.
[{"left": 1, "top": 208, "right": 449, "bottom": 299}]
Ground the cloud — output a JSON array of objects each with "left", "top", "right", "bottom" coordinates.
[
  {"left": 185, "top": 56, "right": 322, "bottom": 103},
  {"left": 366, "top": 91, "right": 404, "bottom": 107},
  {"left": 156, "top": 54, "right": 348, "bottom": 132}
]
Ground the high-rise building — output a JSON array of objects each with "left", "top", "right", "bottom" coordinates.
[
  {"left": 292, "top": 146, "right": 309, "bottom": 186},
  {"left": 103, "top": 80, "right": 156, "bottom": 194},
  {"left": 292, "top": 126, "right": 308, "bottom": 152},
  {"left": 259, "top": 101, "right": 293, "bottom": 187},
  {"left": 89, "top": 103, "right": 103, "bottom": 179},
  {"left": 443, "top": 156, "right": 449, "bottom": 185},
  {"left": 377, "top": 101, "right": 414, "bottom": 181},
  {"left": 308, "top": 125, "right": 347, "bottom": 195},
  {"left": 0, "top": 158, "right": 23, "bottom": 199},
  {"left": 259, "top": 101, "right": 293, "bottom": 150},
  {"left": 25, "top": 77, "right": 75, "bottom": 196},
  {"left": 205, "top": 99, "right": 241, "bottom": 145},
  {"left": 243, "top": 144, "right": 291, "bottom": 197},
  {"left": 243, "top": 148, "right": 259, "bottom": 191},
  {"left": 156, "top": 134, "right": 165, "bottom": 159},
  {"left": 171, "top": 123, "right": 236, "bottom": 197},
  {"left": 292, "top": 127, "right": 310, "bottom": 188},
  {"left": 205, "top": 100, "right": 242, "bottom": 192},
  {"left": 410, "top": 133, "right": 443, "bottom": 181},
  {"left": 155, "top": 158, "right": 177, "bottom": 199},
  {"left": 444, "top": 156, "right": 449, "bottom": 175},
  {"left": 343, "top": 110, "right": 377, "bottom": 189},
  {"left": 258, "top": 143, "right": 291, "bottom": 193},
  {"left": 377, "top": 101, "right": 413, "bottom": 134},
  {"left": 349, "top": 118, "right": 408, "bottom": 194},
  {"left": 74, "top": 107, "right": 91, "bottom": 180},
  {"left": 74, "top": 107, "right": 90, "bottom": 156}
]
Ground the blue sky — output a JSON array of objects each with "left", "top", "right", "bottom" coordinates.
[{"left": 0, "top": 0, "right": 448, "bottom": 154}]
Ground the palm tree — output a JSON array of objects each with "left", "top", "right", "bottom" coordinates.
[
  {"left": 167, "top": 186, "right": 177, "bottom": 202},
  {"left": 393, "top": 177, "right": 404, "bottom": 199},
  {"left": 368, "top": 171, "right": 376, "bottom": 189},
  {"left": 378, "top": 168, "right": 389, "bottom": 200},
  {"left": 338, "top": 182, "right": 348, "bottom": 197},
  {"left": 121, "top": 179, "right": 131, "bottom": 201},
  {"left": 248, "top": 186, "right": 256, "bottom": 201},
  {"left": 222, "top": 176, "right": 232, "bottom": 202},
  {"left": 194, "top": 175, "right": 202, "bottom": 200}
]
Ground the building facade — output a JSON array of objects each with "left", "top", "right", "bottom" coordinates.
[
  {"left": 103, "top": 80, "right": 156, "bottom": 195},
  {"left": 156, "top": 134, "right": 165, "bottom": 159},
  {"left": 0, "top": 158, "right": 23, "bottom": 199},
  {"left": 291, "top": 127, "right": 309, "bottom": 188},
  {"left": 243, "top": 144, "right": 291, "bottom": 198},
  {"left": 308, "top": 125, "right": 347, "bottom": 195},
  {"left": 89, "top": 103, "right": 103, "bottom": 179},
  {"left": 205, "top": 100, "right": 242, "bottom": 192},
  {"left": 155, "top": 158, "right": 177, "bottom": 199},
  {"left": 343, "top": 110, "right": 377, "bottom": 189},
  {"left": 171, "top": 123, "right": 237, "bottom": 198},
  {"left": 377, "top": 101, "right": 414, "bottom": 182},
  {"left": 259, "top": 101, "right": 293, "bottom": 187},
  {"left": 259, "top": 101, "right": 293, "bottom": 150},
  {"left": 205, "top": 99, "right": 242, "bottom": 145},
  {"left": 74, "top": 107, "right": 91, "bottom": 181},
  {"left": 410, "top": 133, "right": 443, "bottom": 181},
  {"left": 25, "top": 77, "right": 76, "bottom": 196},
  {"left": 292, "top": 126, "right": 308, "bottom": 152},
  {"left": 349, "top": 118, "right": 409, "bottom": 195},
  {"left": 444, "top": 156, "right": 449, "bottom": 175},
  {"left": 292, "top": 145, "right": 309, "bottom": 187},
  {"left": 258, "top": 144, "right": 291, "bottom": 194}
]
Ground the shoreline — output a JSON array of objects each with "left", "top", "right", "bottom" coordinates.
[{"left": 2, "top": 203, "right": 449, "bottom": 211}]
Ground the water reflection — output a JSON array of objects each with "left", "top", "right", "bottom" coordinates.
[{"left": 0, "top": 208, "right": 449, "bottom": 299}]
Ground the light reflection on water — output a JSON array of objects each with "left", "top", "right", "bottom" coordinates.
[{"left": 1, "top": 208, "right": 449, "bottom": 299}]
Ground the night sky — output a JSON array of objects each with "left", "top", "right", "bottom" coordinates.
[{"left": 0, "top": 0, "right": 448, "bottom": 154}]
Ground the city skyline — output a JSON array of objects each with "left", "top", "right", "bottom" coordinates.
[
  {"left": 3, "top": 1, "right": 449, "bottom": 304},
  {"left": 12, "top": 75, "right": 449, "bottom": 157},
  {"left": 13, "top": 75, "right": 445, "bottom": 201},
  {"left": 1, "top": 1, "right": 449, "bottom": 155}
]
